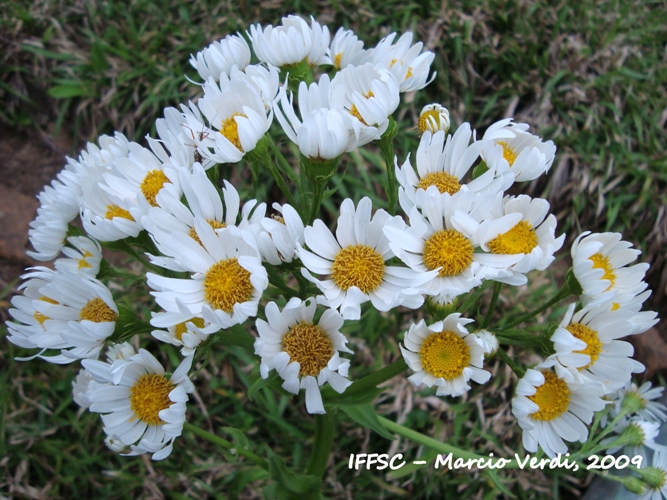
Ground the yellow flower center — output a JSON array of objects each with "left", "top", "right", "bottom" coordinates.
[
  {"left": 80, "top": 297, "right": 118, "bottom": 323},
  {"left": 418, "top": 110, "right": 444, "bottom": 134},
  {"left": 349, "top": 90, "right": 374, "bottom": 126},
  {"left": 566, "top": 322, "right": 603, "bottom": 370},
  {"left": 220, "top": 113, "right": 246, "bottom": 151},
  {"left": 174, "top": 317, "right": 206, "bottom": 342},
  {"left": 105, "top": 204, "right": 135, "bottom": 221},
  {"left": 496, "top": 141, "right": 518, "bottom": 166},
  {"left": 422, "top": 229, "right": 474, "bottom": 277},
  {"left": 203, "top": 258, "right": 254, "bottom": 313},
  {"left": 78, "top": 250, "right": 94, "bottom": 269},
  {"left": 334, "top": 52, "right": 343, "bottom": 68},
  {"left": 528, "top": 371, "right": 570, "bottom": 421},
  {"left": 282, "top": 322, "right": 334, "bottom": 377},
  {"left": 188, "top": 220, "right": 227, "bottom": 246},
  {"left": 33, "top": 296, "right": 59, "bottom": 327},
  {"left": 416, "top": 172, "right": 461, "bottom": 195},
  {"left": 129, "top": 374, "right": 175, "bottom": 426},
  {"left": 589, "top": 252, "right": 617, "bottom": 289},
  {"left": 419, "top": 330, "right": 471, "bottom": 380},
  {"left": 140, "top": 169, "right": 171, "bottom": 207},
  {"left": 331, "top": 244, "right": 385, "bottom": 293},
  {"left": 487, "top": 220, "right": 538, "bottom": 255}
]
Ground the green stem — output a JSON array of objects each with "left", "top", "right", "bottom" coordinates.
[
  {"left": 495, "top": 348, "right": 525, "bottom": 378},
  {"left": 266, "top": 265, "right": 298, "bottom": 298},
  {"left": 267, "top": 136, "right": 299, "bottom": 183},
  {"left": 183, "top": 422, "right": 268, "bottom": 470},
  {"left": 482, "top": 282, "right": 502, "bottom": 328},
  {"left": 503, "top": 285, "right": 572, "bottom": 329},
  {"left": 250, "top": 149, "right": 301, "bottom": 211},
  {"left": 308, "top": 179, "right": 326, "bottom": 225},
  {"left": 378, "top": 118, "right": 398, "bottom": 215},
  {"left": 305, "top": 412, "right": 336, "bottom": 477},
  {"left": 457, "top": 282, "right": 490, "bottom": 315},
  {"left": 377, "top": 417, "right": 521, "bottom": 469}
]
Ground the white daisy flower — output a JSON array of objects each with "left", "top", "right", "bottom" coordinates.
[
  {"left": 27, "top": 158, "right": 83, "bottom": 261},
  {"left": 571, "top": 231, "right": 650, "bottom": 301},
  {"left": 7, "top": 268, "right": 118, "bottom": 363},
  {"left": 638, "top": 447, "right": 667, "bottom": 499},
  {"left": 254, "top": 298, "right": 352, "bottom": 414},
  {"left": 475, "top": 329, "right": 499, "bottom": 356},
  {"left": 72, "top": 367, "right": 99, "bottom": 410},
  {"left": 328, "top": 27, "right": 369, "bottom": 69},
  {"left": 102, "top": 142, "right": 182, "bottom": 221},
  {"left": 83, "top": 349, "right": 194, "bottom": 461},
  {"left": 54, "top": 236, "right": 103, "bottom": 277},
  {"left": 256, "top": 203, "right": 305, "bottom": 265},
  {"left": 184, "top": 76, "right": 272, "bottom": 164},
  {"left": 512, "top": 366, "right": 607, "bottom": 458},
  {"left": 400, "top": 315, "right": 491, "bottom": 397},
  {"left": 548, "top": 301, "right": 645, "bottom": 392},
  {"left": 275, "top": 75, "right": 359, "bottom": 159},
  {"left": 384, "top": 190, "right": 521, "bottom": 304},
  {"left": 248, "top": 15, "right": 330, "bottom": 67},
  {"left": 189, "top": 33, "right": 251, "bottom": 81},
  {"left": 143, "top": 163, "right": 258, "bottom": 271},
  {"left": 480, "top": 118, "right": 556, "bottom": 182},
  {"left": 396, "top": 127, "right": 511, "bottom": 214},
  {"left": 147, "top": 226, "right": 268, "bottom": 329},
  {"left": 603, "top": 419, "right": 663, "bottom": 464},
  {"left": 297, "top": 197, "right": 427, "bottom": 320},
  {"left": 606, "top": 381, "right": 667, "bottom": 428},
  {"left": 418, "top": 104, "right": 450, "bottom": 135},
  {"left": 372, "top": 31, "right": 436, "bottom": 92},
  {"left": 476, "top": 194, "right": 565, "bottom": 285},
  {"left": 151, "top": 299, "right": 219, "bottom": 356},
  {"left": 240, "top": 64, "right": 281, "bottom": 113},
  {"left": 80, "top": 173, "right": 143, "bottom": 242},
  {"left": 331, "top": 62, "right": 400, "bottom": 142}
]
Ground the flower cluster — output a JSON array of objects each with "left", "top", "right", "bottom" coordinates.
[{"left": 5, "top": 16, "right": 662, "bottom": 498}]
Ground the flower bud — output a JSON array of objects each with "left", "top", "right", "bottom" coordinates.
[{"left": 418, "top": 104, "right": 450, "bottom": 135}]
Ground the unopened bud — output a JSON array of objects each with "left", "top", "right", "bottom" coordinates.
[
  {"left": 418, "top": 104, "right": 450, "bottom": 135},
  {"left": 620, "top": 475, "right": 645, "bottom": 495}
]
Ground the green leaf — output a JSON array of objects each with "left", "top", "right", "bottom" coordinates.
[
  {"left": 221, "top": 426, "right": 251, "bottom": 450},
  {"left": 267, "top": 453, "right": 322, "bottom": 499},
  {"left": 485, "top": 469, "right": 515, "bottom": 498},
  {"left": 339, "top": 404, "right": 395, "bottom": 441},
  {"left": 48, "top": 84, "right": 90, "bottom": 98},
  {"left": 247, "top": 371, "right": 279, "bottom": 401}
]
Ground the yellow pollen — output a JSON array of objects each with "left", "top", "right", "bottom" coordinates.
[
  {"left": 334, "top": 52, "right": 343, "bottom": 68},
  {"left": 203, "top": 258, "right": 254, "bottom": 313},
  {"left": 418, "top": 330, "right": 470, "bottom": 380},
  {"left": 129, "top": 374, "right": 175, "bottom": 426},
  {"left": 418, "top": 110, "right": 443, "bottom": 134},
  {"left": 331, "top": 244, "right": 385, "bottom": 293},
  {"left": 497, "top": 141, "right": 518, "bottom": 166},
  {"left": 566, "top": 322, "right": 602, "bottom": 370},
  {"left": 33, "top": 296, "right": 59, "bottom": 327},
  {"left": 174, "top": 317, "right": 206, "bottom": 342},
  {"left": 105, "top": 204, "right": 135, "bottom": 221},
  {"left": 488, "top": 220, "right": 538, "bottom": 255},
  {"left": 611, "top": 302, "right": 620, "bottom": 311},
  {"left": 406, "top": 66, "right": 413, "bottom": 79},
  {"left": 589, "top": 252, "right": 617, "bottom": 289},
  {"left": 282, "top": 322, "right": 334, "bottom": 377},
  {"left": 188, "top": 220, "right": 227, "bottom": 246},
  {"left": 389, "top": 58, "right": 400, "bottom": 68},
  {"left": 220, "top": 113, "right": 246, "bottom": 151},
  {"left": 528, "top": 371, "right": 570, "bottom": 421},
  {"left": 80, "top": 297, "right": 118, "bottom": 323},
  {"left": 422, "top": 229, "right": 474, "bottom": 277},
  {"left": 271, "top": 214, "right": 286, "bottom": 224},
  {"left": 349, "top": 104, "right": 368, "bottom": 125},
  {"left": 140, "top": 169, "right": 171, "bottom": 207},
  {"left": 78, "top": 250, "right": 94, "bottom": 269},
  {"left": 416, "top": 172, "right": 461, "bottom": 195}
]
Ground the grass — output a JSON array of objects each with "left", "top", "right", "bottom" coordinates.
[{"left": 1, "top": 0, "right": 666, "bottom": 498}]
